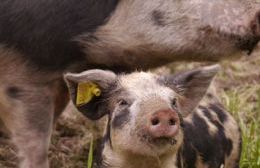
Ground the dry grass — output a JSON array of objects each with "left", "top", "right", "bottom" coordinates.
[{"left": 0, "top": 48, "right": 259, "bottom": 168}]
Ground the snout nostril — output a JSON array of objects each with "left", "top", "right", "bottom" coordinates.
[
  {"left": 151, "top": 118, "right": 160, "bottom": 126},
  {"left": 169, "top": 119, "right": 176, "bottom": 126}
]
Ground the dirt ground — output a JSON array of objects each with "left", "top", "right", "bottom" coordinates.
[{"left": 0, "top": 47, "right": 259, "bottom": 168}]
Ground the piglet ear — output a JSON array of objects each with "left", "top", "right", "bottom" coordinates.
[
  {"left": 163, "top": 65, "right": 220, "bottom": 117},
  {"left": 64, "top": 70, "right": 117, "bottom": 120}
]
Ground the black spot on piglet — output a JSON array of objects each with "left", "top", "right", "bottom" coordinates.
[
  {"left": 151, "top": 10, "right": 166, "bottom": 27},
  {"left": 112, "top": 109, "right": 130, "bottom": 129}
]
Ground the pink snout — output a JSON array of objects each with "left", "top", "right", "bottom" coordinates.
[{"left": 147, "top": 109, "right": 179, "bottom": 138}]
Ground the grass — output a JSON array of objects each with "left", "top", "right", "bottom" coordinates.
[
  {"left": 87, "top": 136, "right": 94, "bottom": 168},
  {"left": 218, "top": 54, "right": 260, "bottom": 168},
  {"left": 222, "top": 87, "right": 260, "bottom": 168},
  {"left": 0, "top": 50, "right": 259, "bottom": 167}
]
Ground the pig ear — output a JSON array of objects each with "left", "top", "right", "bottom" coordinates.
[
  {"left": 64, "top": 70, "right": 117, "bottom": 120},
  {"left": 163, "top": 65, "right": 220, "bottom": 117}
]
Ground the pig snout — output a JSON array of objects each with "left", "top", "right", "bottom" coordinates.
[
  {"left": 147, "top": 109, "right": 179, "bottom": 138},
  {"left": 251, "top": 11, "right": 260, "bottom": 37},
  {"left": 236, "top": 10, "right": 260, "bottom": 55},
  {"left": 235, "top": 10, "right": 260, "bottom": 54},
  {"left": 243, "top": 10, "right": 260, "bottom": 54}
]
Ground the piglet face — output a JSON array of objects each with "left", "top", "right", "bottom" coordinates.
[{"left": 109, "top": 72, "right": 183, "bottom": 156}]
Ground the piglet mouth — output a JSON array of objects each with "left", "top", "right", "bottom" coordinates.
[
  {"left": 141, "top": 134, "right": 177, "bottom": 146},
  {"left": 151, "top": 137, "right": 177, "bottom": 146}
]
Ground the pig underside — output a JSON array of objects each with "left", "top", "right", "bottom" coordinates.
[
  {"left": 0, "top": 0, "right": 259, "bottom": 73},
  {"left": 96, "top": 95, "right": 241, "bottom": 168}
]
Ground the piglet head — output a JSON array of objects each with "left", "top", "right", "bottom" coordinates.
[{"left": 64, "top": 65, "right": 220, "bottom": 157}]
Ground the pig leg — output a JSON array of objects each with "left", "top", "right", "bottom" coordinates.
[
  {"left": 0, "top": 47, "right": 70, "bottom": 168},
  {"left": 0, "top": 84, "right": 55, "bottom": 168}
]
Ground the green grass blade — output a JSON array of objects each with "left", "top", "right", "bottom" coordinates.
[{"left": 87, "top": 136, "right": 94, "bottom": 168}]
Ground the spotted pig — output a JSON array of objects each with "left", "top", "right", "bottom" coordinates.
[{"left": 65, "top": 65, "right": 242, "bottom": 168}]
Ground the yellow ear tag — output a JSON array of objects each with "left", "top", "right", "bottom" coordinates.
[{"left": 76, "top": 82, "right": 101, "bottom": 106}]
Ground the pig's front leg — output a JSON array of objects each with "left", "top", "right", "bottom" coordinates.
[{"left": 0, "top": 84, "right": 54, "bottom": 168}]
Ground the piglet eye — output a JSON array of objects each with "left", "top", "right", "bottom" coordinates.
[
  {"left": 171, "top": 98, "right": 177, "bottom": 108},
  {"left": 118, "top": 99, "right": 129, "bottom": 106}
]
